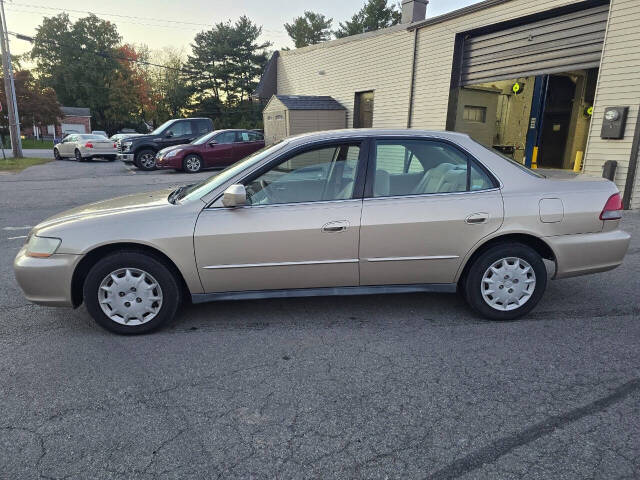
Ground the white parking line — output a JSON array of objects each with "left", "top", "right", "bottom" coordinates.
[
  {"left": 2, "top": 226, "right": 32, "bottom": 231},
  {"left": 7, "top": 235, "right": 27, "bottom": 240}
]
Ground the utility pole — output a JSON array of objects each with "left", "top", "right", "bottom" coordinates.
[{"left": 0, "top": 0, "right": 22, "bottom": 158}]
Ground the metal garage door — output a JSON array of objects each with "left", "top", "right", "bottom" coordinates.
[{"left": 460, "top": 3, "right": 609, "bottom": 86}]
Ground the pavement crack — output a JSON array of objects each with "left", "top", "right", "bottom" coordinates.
[{"left": 426, "top": 378, "right": 640, "bottom": 480}]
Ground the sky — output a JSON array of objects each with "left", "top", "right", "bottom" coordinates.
[{"left": 4, "top": 0, "right": 481, "bottom": 58}]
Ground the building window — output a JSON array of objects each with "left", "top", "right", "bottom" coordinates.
[
  {"left": 463, "top": 105, "right": 487, "bottom": 123},
  {"left": 354, "top": 91, "right": 374, "bottom": 128}
]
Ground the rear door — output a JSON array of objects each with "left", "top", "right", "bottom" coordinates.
[{"left": 359, "top": 137, "right": 504, "bottom": 286}]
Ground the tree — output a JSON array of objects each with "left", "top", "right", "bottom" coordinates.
[
  {"left": 0, "top": 70, "right": 61, "bottom": 134},
  {"left": 145, "top": 47, "right": 192, "bottom": 124},
  {"left": 187, "top": 16, "right": 271, "bottom": 106},
  {"left": 284, "top": 11, "right": 333, "bottom": 48},
  {"left": 334, "top": 0, "right": 401, "bottom": 38},
  {"left": 30, "top": 13, "right": 122, "bottom": 132}
]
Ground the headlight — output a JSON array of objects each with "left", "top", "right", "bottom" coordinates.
[
  {"left": 26, "top": 235, "right": 62, "bottom": 258},
  {"left": 123, "top": 141, "right": 132, "bottom": 151},
  {"left": 166, "top": 149, "right": 182, "bottom": 158}
]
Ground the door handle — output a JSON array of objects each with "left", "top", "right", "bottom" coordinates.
[
  {"left": 322, "top": 220, "right": 349, "bottom": 233},
  {"left": 465, "top": 213, "right": 489, "bottom": 224}
]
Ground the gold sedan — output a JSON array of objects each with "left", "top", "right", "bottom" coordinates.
[{"left": 14, "top": 130, "right": 631, "bottom": 334}]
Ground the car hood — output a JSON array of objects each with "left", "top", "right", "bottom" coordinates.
[
  {"left": 159, "top": 144, "right": 191, "bottom": 154},
  {"left": 34, "top": 188, "right": 174, "bottom": 232}
]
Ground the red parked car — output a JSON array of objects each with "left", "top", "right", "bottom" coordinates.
[{"left": 155, "top": 129, "right": 265, "bottom": 173}]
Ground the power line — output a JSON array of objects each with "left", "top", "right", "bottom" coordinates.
[{"left": 6, "top": 2, "right": 288, "bottom": 35}]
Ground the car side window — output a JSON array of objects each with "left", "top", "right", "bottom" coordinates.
[
  {"left": 372, "top": 139, "right": 494, "bottom": 197},
  {"left": 248, "top": 131, "right": 262, "bottom": 141},
  {"left": 216, "top": 132, "right": 236, "bottom": 144},
  {"left": 194, "top": 120, "right": 210, "bottom": 135},
  {"left": 234, "top": 131, "right": 251, "bottom": 143},
  {"left": 169, "top": 121, "right": 193, "bottom": 137},
  {"left": 244, "top": 143, "right": 361, "bottom": 206}
]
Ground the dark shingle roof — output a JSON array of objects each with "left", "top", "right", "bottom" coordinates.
[
  {"left": 275, "top": 95, "right": 345, "bottom": 111},
  {"left": 61, "top": 106, "right": 91, "bottom": 117}
]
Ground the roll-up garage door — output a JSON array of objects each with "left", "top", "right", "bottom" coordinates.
[{"left": 460, "top": 3, "right": 609, "bottom": 86}]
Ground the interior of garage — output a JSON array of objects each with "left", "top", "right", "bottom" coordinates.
[{"left": 453, "top": 69, "right": 598, "bottom": 169}]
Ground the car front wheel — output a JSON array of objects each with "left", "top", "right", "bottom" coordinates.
[
  {"left": 53, "top": 148, "right": 61, "bottom": 160},
  {"left": 463, "top": 243, "right": 547, "bottom": 321},
  {"left": 136, "top": 149, "right": 157, "bottom": 171},
  {"left": 183, "top": 154, "right": 202, "bottom": 173},
  {"left": 83, "top": 251, "right": 182, "bottom": 334}
]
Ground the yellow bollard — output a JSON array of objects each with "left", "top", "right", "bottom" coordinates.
[
  {"left": 573, "top": 151, "right": 584, "bottom": 172},
  {"left": 531, "top": 146, "right": 539, "bottom": 169}
]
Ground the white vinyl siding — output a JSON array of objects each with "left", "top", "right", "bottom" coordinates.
[
  {"left": 583, "top": 0, "right": 640, "bottom": 208},
  {"left": 277, "top": 29, "right": 415, "bottom": 128}
]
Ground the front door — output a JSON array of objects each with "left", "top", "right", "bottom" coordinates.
[
  {"left": 359, "top": 138, "right": 503, "bottom": 286},
  {"left": 203, "top": 131, "right": 236, "bottom": 167},
  {"left": 194, "top": 141, "right": 365, "bottom": 293}
]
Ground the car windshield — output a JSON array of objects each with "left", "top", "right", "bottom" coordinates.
[
  {"left": 190, "top": 131, "right": 216, "bottom": 145},
  {"left": 149, "top": 120, "right": 174, "bottom": 135},
  {"left": 176, "top": 141, "right": 287, "bottom": 203}
]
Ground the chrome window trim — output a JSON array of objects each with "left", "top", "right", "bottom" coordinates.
[
  {"left": 366, "top": 255, "right": 459, "bottom": 262},
  {"left": 203, "top": 258, "right": 359, "bottom": 270},
  {"left": 204, "top": 198, "right": 362, "bottom": 211},
  {"left": 363, "top": 187, "right": 501, "bottom": 202}
]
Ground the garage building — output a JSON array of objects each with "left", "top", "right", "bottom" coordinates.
[{"left": 254, "top": 0, "right": 640, "bottom": 209}]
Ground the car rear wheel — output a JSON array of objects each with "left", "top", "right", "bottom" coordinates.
[
  {"left": 74, "top": 149, "right": 85, "bottom": 162},
  {"left": 136, "top": 149, "right": 157, "bottom": 171},
  {"left": 83, "top": 251, "right": 182, "bottom": 334},
  {"left": 183, "top": 154, "right": 202, "bottom": 173},
  {"left": 53, "top": 148, "right": 61, "bottom": 160},
  {"left": 463, "top": 243, "right": 547, "bottom": 321}
]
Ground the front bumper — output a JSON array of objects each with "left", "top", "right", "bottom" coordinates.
[
  {"left": 117, "top": 153, "right": 134, "bottom": 163},
  {"left": 547, "top": 229, "right": 631, "bottom": 279},
  {"left": 155, "top": 155, "right": 182, "bottom": 169},
  {"left": 13, "top": 246, "right": 80, "bottom": 307}
]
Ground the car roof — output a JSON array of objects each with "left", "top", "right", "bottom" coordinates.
[{"left": 285, "top": 128, "right": 471, "bottom": 146}]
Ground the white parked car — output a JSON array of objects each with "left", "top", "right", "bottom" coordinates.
[{"left": 53, "top": 134, "right": 117, "bottom": 162}]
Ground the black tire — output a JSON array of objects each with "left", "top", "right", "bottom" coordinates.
[
  {"left": 107, "top": 156, "right": 116, "bottom": 162},
  {"left": 182, "top": 154, "right": 203, "bottom": 173},
  {"left": 53, "top": 148, "right": 61, "bottom": 160},
  {"left": 75, "top": 149, "right": 85, "bottom": 162},
  {"left": 135, "top": 149, "right": 157, "bottom": 171},
  {"left": 463, "top": 243, "right": 547, "bottom": 321},
  {"left": 83, "top": 251, "right": 182, "bottom": 334}
]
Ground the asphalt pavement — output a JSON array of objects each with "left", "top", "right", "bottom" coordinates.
[{"left": 1, "top": 158, "right": 639, "bottom": 479}]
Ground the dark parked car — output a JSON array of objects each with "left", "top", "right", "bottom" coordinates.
[
  {"left": 155, "top": 129, "right": 265, "bottom": 173},
  {"left": 117, "top": 118, "right": 214, "bottom": 170}
]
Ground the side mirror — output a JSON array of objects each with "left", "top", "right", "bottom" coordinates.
[
  {"left": 165, "top": 131, "right": 174, "bottom": 138},
  {"left": 208, "top": 140, "right": 218, "bottom": 146},
  {"left": 222, "top": 184, "right": 247, "bottom": 207}
]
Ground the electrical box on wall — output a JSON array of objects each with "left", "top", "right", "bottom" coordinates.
[{"left": 601, "top": 106, "right": 629, "bottom": 139}]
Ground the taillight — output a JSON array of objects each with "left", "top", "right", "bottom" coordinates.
[
  {"left": 85, "top": 142, "right": 93, "bottom": 148},
  {"left": 113, "top": 143, "right": 117, "bottom": 148},
  {"left": 600, "top": 193, "right": 623, "bottom": 220}
]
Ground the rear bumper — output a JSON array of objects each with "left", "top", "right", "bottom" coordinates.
[
  {"left": 117, "top": 153, "right": 134, "bottom": 163},
  {"left": 547, "top": 229, "right": 631, "bottom": 279},
  {"left": 13, "top": 246, "right": 79, "bottom": 307}
]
